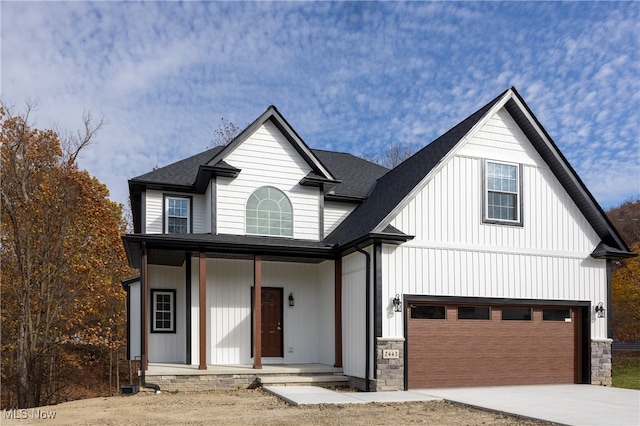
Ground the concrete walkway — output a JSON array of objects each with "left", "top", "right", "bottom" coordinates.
[{"left": 265, "top": 384, "right": 640, "bottom": 426}]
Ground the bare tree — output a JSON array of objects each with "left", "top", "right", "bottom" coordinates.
[
  {"left": 210, "top": 117, "right": 240, "bottom": 148},
  {"left": 362, "top": 142, "right": 421, "bottom": 168}
]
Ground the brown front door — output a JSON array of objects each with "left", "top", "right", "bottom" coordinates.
[{"left": 261, "top": 288, "right": 283, "bottom": 357}]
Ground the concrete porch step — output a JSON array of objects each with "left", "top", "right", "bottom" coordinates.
[{"left": 257, "top": 375, "right": 349, "bottom": 387}]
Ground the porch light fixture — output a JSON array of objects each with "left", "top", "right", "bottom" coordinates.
[
  {"left": 392, "top": 294, "right": 402, "bottom": 313},
  {"left": 594, "top": 302, "right": 605, "bottom": 318},
  {"left": 288, "top": 293, "right": 295, "bottom": 307}
]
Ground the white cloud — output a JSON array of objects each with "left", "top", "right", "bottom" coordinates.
[{"left": 1, "top": 1, "right": 638, "bottom": 209}]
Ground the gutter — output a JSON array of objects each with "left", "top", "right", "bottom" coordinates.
[{"left": 354, "top": 245, "right": 371, "bottom": 392}]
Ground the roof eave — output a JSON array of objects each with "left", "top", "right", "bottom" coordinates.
[{"left": 590, "top": 242, "right": 637, "bottom": 260}]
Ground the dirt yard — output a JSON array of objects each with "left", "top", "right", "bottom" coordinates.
[{"left": 1, "top": 388, "right": 552, "bottom": 425}]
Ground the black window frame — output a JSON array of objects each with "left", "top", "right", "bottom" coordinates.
[
  {"left": 163, "top": 194, "right": 193, "bottom": 234},
  {"left": 151, "top": 289, "right": 176, "bottom": 333}
]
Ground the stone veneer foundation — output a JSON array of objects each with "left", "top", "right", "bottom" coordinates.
[
  {"left": 373, "top": 337, "right": 405, "bottom": 392},
  {"left": 591, "top": 338, "right": 612, "bottom": 386}
]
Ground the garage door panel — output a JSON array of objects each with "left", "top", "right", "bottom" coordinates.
[{"left": 408, "top": 303, "right": 580, "bottom": 389}]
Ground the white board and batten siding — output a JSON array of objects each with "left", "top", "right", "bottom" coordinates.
[
  {"left": 190, "top": 258, "right": 335, "bottom": 366},
  {"left": 144, "top": 189, "right": 207, "bottom": 234},
  {"left": 148, "top": 265, "right": 187, "bottom": 363},
  {"left": 384, "top": 107, "right": 607, "bottom": 339},
  {"left": 216, "top": 121, "right": 321, "bottom": 240},
  {"left": 341, "top": 250, "right": 372, "bottom": 379}
]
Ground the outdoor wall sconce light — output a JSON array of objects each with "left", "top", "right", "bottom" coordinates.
[
  {"left": 392, "top": 294, "right": 402, "bottom": 312},
  {"left": 594, "top": 302, "right": 605, "bottom": 318},
  {"left": 289, "top": 293, "right": 295, "bottom": 307}
]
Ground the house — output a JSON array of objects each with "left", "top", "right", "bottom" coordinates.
[{"left": 122, "top": 87, "right": 633, "bottom": 392}]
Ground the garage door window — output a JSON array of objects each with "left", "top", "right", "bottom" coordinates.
[
  {"left": 458, "top": 306, "right": 490, "bottom": 320},
  {"left": 502, "top": 307, "right": 532, "bottom": 320},
  {"left": 411, "top": 305, "right": 446, "bottom": 319},
  {"left": 543, "top": 308, "right": 572, "bottom": 321}
]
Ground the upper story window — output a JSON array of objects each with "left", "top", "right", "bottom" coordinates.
[
  {"left": 484, "top": 161, "right": 522, "bottom": 226},
  {"left": 246, "top": 186, "right": 293, "bottom": 237},
  {"left": 165, "top": 196, "right": 191, "bottom": 234}
]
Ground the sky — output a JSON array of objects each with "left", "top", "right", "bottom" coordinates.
[{"left": 1, "top": 1, "right": 639, "bottom": 210}]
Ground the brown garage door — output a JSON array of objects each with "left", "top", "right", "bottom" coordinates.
[{"left": 407, "top": 303, "right": 582, "bottom": 389}]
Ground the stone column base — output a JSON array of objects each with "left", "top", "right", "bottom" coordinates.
[
  {"left": 375, "top": 337, "right": 405, "bottom": 391},
  {"left": 591, "top": 338, "right": 612, "bottom": 386}
]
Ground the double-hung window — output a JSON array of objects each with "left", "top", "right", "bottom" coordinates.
[
  {"left": 165, "top": 196, "right": 191, "bottom": 234},
  {"left": 151, "top": 289, "right": 176, "bottom": 333},
  {"left": 484, "top": 161, "right": 522, "bottom": 225}
]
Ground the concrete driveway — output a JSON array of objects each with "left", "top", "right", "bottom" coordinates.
[{"left": 416, "top": 385, "right": 640, "bottom": 426}]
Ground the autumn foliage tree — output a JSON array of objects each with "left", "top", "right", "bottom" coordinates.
[
  {"left": 606, "top": 199, "right": 640, "bottom": 342},
  {"left": 1, "top": 105, "right": 130, "bottom": 408}
]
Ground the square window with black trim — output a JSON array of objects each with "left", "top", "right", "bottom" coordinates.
[
  {"left": 151, "top": 289, "right": 176, "bottom": 333},
  {"left": 411, "top": 305, "right": 446, "bottom": 319},
  {"left": 458, "top": 306, "right": 491, "bottom": 320}
]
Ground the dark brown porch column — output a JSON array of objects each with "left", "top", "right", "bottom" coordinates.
[
  {"left": 198, "top": 252, "right": 207, "bottom": 370},
  {"left": 253, "top": 255, "right": 262, "bottom": 369},
  {"left": 334, "top": 258, "right": 343, "bottom": 368}
]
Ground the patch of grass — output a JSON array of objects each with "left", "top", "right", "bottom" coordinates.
[{"left": 612, "top": 351, "right": 640, "bottom": 390}]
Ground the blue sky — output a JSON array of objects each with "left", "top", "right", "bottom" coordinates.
[{"left": 2, "top": 1, "right": 638, "bottom": 210}]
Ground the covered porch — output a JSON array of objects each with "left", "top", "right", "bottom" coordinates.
[{"left": 123, "top": 233, "right": 345, "bottom": 388}]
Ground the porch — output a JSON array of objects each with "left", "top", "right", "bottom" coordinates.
[{"left": 143, "top": 363, "right": 349, "bottom": 392}]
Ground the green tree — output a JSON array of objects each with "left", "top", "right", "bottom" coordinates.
[{"left": 1, "top": 105, "right": 129, "bottom": 408}]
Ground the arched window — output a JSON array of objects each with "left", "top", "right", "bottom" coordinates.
[{"left": 246, "top": 187, "right": 293, "bottom": 237}]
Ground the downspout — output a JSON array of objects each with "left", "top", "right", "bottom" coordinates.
[
  {"left": 140, "top": 242, "right": 161, "bottom": 393},
  {"left": 355, "top": 245, "right": 371, "bottom": 392}
]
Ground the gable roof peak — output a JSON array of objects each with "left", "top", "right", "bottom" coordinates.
[
  {"left": 206, "top": 105, "right": 336, "bottom": 181},
  {"left": 327, "top": 87, "right": 631, "bottom": 257}
]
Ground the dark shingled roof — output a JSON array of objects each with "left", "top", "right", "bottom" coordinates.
[
  {"left": 130, "top": 147, "right": 387, "bottom": 200},
  {"left": 325, "top": 89, "right": 509, "bottom": 246},
  {"left": 313, "top": 150, "right": 388, "bottom": 200},
  {"left": 131, "top": 146, "right": 224, "bottom": 187}
]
